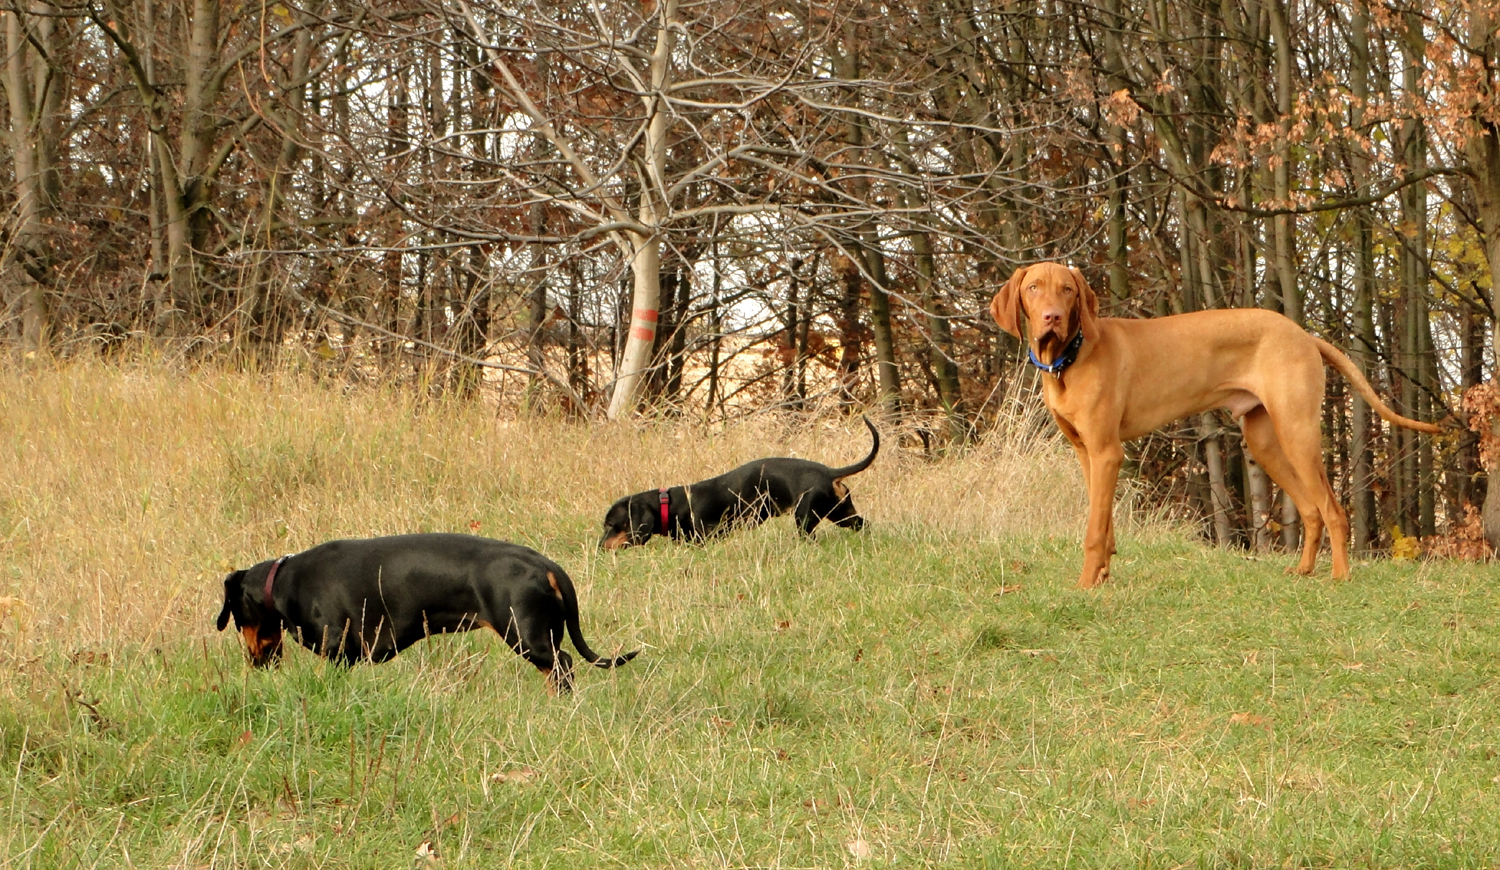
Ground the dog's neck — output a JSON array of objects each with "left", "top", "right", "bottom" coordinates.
[
  {"left": 1028, "top": 329, "right": 1084, "bottom": 379},
  {"left": 263, "top": 555, "right": 289, "bottom": 614}
]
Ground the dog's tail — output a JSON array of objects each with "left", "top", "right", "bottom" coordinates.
[
  {"left": 1314, "top": 337, "right": 1444, "bottom": 434},
  {"left": 827, "top": 416, "right": 881, "bottom": 480},
  {"left": 556, "top": 569, "right": 639, "bottom": 669}
]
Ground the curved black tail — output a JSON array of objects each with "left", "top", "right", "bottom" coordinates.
[
  {"left": 556, "top": 568, "right": 639, "bottom": 669},
  {"left": 568, "top": 613, "right": 639, "bottom": 669},
  {"left": 827, "top": 416, "right": 880, "bottom": 480}
]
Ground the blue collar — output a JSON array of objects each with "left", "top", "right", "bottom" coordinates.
[{"left": 1027, "top": 330, "right": 1084, "bottom": 377}]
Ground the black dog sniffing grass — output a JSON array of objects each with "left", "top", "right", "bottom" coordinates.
[
  {"left": 600, "top": 417, "right": 879, "bottom": 549},
  {"left": 215, "top": 533, "right": 637, "bottom": 694}
]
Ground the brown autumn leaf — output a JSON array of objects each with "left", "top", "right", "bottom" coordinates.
[
  {"left": 489, "top": 767, "right": 537, "bottom": 785},
  {"left": 1228, "top": 712, "right": 1269, "bottom": 728}
]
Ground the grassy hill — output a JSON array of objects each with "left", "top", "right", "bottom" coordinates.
[{"left": 2, "top": 364, "right": 1496, "bottom": 868}]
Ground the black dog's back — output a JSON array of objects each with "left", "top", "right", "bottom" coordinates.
[
  {"left": 289, "top": 534, "right": 558, "bottom": 651},
  {"left": 218, "top": 533, "right": 636, "bottom": 692},
  {"left": 600, "top": 417, "right": 879, "bottom": 548}
]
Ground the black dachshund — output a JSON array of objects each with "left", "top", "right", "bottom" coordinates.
[
  {"left": 600, "top": 417, "right": 879, "bottom": 549},
  {"left": 216, "top": 533, "right": 636, "bottom": 693}
]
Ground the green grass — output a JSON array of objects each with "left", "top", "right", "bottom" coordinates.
[{"left": 2, "top": 363, "right": 1499, "bottom": 867}]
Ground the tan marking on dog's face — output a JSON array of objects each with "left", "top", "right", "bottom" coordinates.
[
  {"left": 241, "top": 624, "right": 284, "bottom": 667},
  {"left": 601, "top": 530, "right": 629, "bottom": 550}
]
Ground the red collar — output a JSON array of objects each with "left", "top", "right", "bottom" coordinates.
[
  {"left": 263, "top": 555, "right": 288, "bottom": 613},
  {"left": 659, "top": 488, "right": 671, "bottom": 533}
]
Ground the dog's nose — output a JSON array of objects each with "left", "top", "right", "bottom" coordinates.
[{"left": 1041, "top": 309, "right": 1065, "bottom": 329}]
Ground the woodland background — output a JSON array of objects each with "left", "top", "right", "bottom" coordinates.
[{"left": 6, "top": 0, "right": 1500, "bottom": 556}]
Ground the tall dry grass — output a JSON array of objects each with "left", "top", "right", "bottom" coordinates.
[
  {"left": 8, "top": 361, "right": 1497, "bottom": 869},
  {"left": 0, "top": 359, "right": 1162, "bottom": 657}
]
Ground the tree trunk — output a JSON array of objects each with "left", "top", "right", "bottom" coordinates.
[
  {"left": 910, "top": 222, "right": 965, "bottom": 440},
  {"left": 608, "top": 232, "right": 664, "bottom": 418},
  {"left": 527, "top": 200, "right": 549, "bottom": 408},
  {"left": 4, "top": 5, "right": 48, "bottom": 354},
  {"left": 606, "top": 0, "right": 677, "bottom": 419},
  {"left": 1268, "top": 0, "right": 1302, "bottom": 551},
  {"left": 1200, "top": 414, "right": 1234, "bottom": 546},
  {"left": 1397, "top": 13, "right": 1428, "bottom": 537},
  {"left": 707, "top": 225, "right": 724, "bottom": 418},
  {"left": 1461, "top": 4, "right": 1500, "bottom": 549},
  {"left": 833, "top": 23, "right": 900, "bottom": 413},
  {"left": 834, "top": 254, "right": 864, "bottom": 407},
  {"left": 1348, "top": 6, "right": 1378, "bottom": 553},
  {"left": 782, "top": 261, "right": 803, "bottom": 409}
]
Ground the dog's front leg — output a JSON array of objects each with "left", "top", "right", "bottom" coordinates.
[{"left": 1079, "top": 441, "right": 1123, "bottom": 589}]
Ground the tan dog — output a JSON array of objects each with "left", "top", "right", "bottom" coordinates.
[{"left": 990, "top": 261, "right": 1441, "bottom": 587}]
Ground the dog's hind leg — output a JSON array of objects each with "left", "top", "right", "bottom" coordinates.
[
  {"left": 1240, "top": 407, "right": 1326, "bottom": 576},
  {"left": 548, "top": 649, "right": 575, "bottom": 695},
  {"left": 498, "top": 608, "right": 574, "bottom": 695}
]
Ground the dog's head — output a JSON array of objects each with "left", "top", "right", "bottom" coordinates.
[
  {"left": 215, "top": 565, "right": 285, "bottom": 667},
  {"left": 599, "top": 492, "right": 658, "bottom": 550},
  {"left": 990, "top": 262, "right": 1099, "bottom": 364}
]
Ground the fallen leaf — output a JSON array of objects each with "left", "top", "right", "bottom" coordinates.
[
  {"left": 1229, "top": 712, "right": 1269, "bottom": 728},
  {"left": 709, "top": 716, "right": 736, "bottom": 731},
  {"left": 489, "top": 767, "right": 537, "bottom": 785},
  {"left": 775, "top": 620, "right": 791, "bottom": 631},
  {"left": 1391, "top": 526, "right": 1421, "bottom": 561},
  {"left": 415, "top": 839, "right": 439, "bottom": 861},
  {"left": 995, "top": 584, "right": 1022, "bottom": 595},
  {"left": 0, "top": 597, "right": 30, "bottom": 631},
  {"left": 847, "top": 838, "right": 873, "bottom": 860},
  {"left": 235, "top": 730, "right": 254, "bottom": 750}
]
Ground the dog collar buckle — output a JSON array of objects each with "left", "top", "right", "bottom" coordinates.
[
  {"left": 658, "top": 488, "right": 670, "bottom": 533},
  {"left": 1028, "top": 330, "right": 1084, "bottom": 378}
]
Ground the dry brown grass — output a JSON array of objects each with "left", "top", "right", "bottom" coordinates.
[
  {"left": 5, "top": 361, "right": 1496, "bottom": 868},
  {"left": 0, "top": 359, "right": 1122, "bottom": 656}
]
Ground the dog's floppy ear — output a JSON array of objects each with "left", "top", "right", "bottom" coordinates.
[
  {"left": 216, "top": 570, "right": 245, "bottom": 631},
  {"left": 990, "top": 265, "right": 1028, "bottom": 338},
  {"left": 629, "top": 496, "right": 656, "bottom": 541},
  {"left": 1069, "top": 266, "right": 1101, "bottom": 341}
]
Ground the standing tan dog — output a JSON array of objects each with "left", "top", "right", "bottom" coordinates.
[{"left": 990, "top": 261, "right": 1441, "bottom": 588}]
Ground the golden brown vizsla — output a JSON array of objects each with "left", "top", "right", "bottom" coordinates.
[{"left": 990, "top": 261, "right": 1441, "bottom": 588}]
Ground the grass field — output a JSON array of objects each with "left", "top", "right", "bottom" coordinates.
[{"left": 2, "top": 362, "right": 1498, "bottom": 868}]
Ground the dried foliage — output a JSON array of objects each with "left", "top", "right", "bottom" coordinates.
[{"left": 2, "top": 0, "right": 1498, "bottom": 547}]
